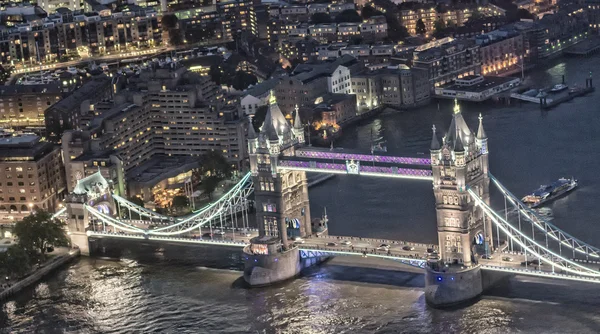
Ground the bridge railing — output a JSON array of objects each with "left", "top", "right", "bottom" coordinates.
[
  {"left": 321, "top": 235, "right": 437, "bottom": 251},
  {"left": 295, "top": 150, "right": 431, "bottom": 166},
  {"left": 88, "top": 231, "right": 248, "bottom": 247},
  {"left": 481, "top": 265, "right": 600, "bottom": 283},
  {"left": 300, "top": 244, "right": 428, "bottom": 260}
]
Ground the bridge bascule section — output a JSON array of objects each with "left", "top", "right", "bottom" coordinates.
[{"left": 61, "top": 95, "right": 600, "bottom": 307}]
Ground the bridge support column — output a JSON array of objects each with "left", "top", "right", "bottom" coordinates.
[
  {"left": 69, "top": 232, "right": 91, "bottom": 256},
  {"left": 424, "top": 264, "right": 483, "bottom": 308},
  {"left": 243, "top": 238, "right": 327, "bottom": 286}
]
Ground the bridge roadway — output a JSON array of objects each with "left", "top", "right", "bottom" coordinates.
[{"left": 86, "top": 231, "right": 600, "bottom": 283}]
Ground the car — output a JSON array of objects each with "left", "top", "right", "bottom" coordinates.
[
  {"left": 502, "top": 256, "right": 513, "bottom": 262},
  {"left": 214, "top": 230, "right": 226, "bottom": 236},
  {"left": 426, "top": 248, "right": 435, "bottom": 253},
  {"left": 292, "top": 237, "right": 305, "bottom": 244},
  {"left": 377, "top": 244, "right": 390, "bottom": 251},
  {"left": 326, "top": 242, "right": 337, "bottom": 247},
  {"left": 402, "top": 246, "right": 414, "bottom": 251},
  {"left": 481, "top": 254, "right": 493, "bottom": 260},
  {"left": 202, "top": 232, "right": 213, "bottom": 238},
  {"left": 341, "top": 240, "right": 352, "bottom": 246}
]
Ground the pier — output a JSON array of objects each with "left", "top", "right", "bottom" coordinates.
[
  {"left": 564, "top": 37, "right": 600, "bottom": 56},
  {"left": 510, "top": 76, "right": 594, "bottom": 109}
]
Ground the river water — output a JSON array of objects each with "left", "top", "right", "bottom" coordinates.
[{"left": 3, "top": 57, "right": 600, "bottom": 333}]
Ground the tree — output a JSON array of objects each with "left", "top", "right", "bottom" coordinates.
[
  {"left": 168, "top": 29, "right": 183, "bottom": 46},
  {"left": 416, "top": 19, "right": 427, "bottom": 35},
  {"left": 161, "top": 14, "right": 178, "bottom": 30},
  {"left": 335, "top": 9, "right": 362, "bottom": 23},
  {"left": 13, "top": 211, "right": 69, "bottom": 260},
  {"left": 209, "top": 64, "right": 222, "bottom": 85},
  {"left": 516, "top": 8, "right": 534, "bottom": 20},
  {"left": 232, "top": 70, "right": 258, "bottom": 90},
  {"left": 361, "top": 5, "right": 382, "bottom": 19},
  {"left": 311, "top": 13, "right": 332, "bottom": 24},
  {"left": 385, "top": 13, "right": 409, "bottom": 42},
  {"left": 200, "top": 150, "right": 233, "bottom": 179},
  {"left": 201, "top": 176, "right": 221, "bottom": 200},
  {"left": 0, "top": 246, "right": 31, "bottom": 278},
  {"left": 128, "top": 196, "right": 144, "bottom": 207},
  {"left": 171, "top": 195, "right": 189, "bottom": 209},
  {"left": 433, "top": 19, "right": 447, "bottom": 38}
]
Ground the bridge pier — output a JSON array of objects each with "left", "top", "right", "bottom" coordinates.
[
  {"left": 242, "top": 237, "right": 327, "bottom": 286},
  {"left": 424, "top": 265, "right": 483, "bottom": 307}
]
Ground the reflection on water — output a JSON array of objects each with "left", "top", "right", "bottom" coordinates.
[{"left": 3, "top": 56, "right": 600, "bottom": 333}]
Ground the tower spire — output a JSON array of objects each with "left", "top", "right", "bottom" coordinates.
[
  {"left": 453, "top": 98, "right": 461, "bottom": 114},
  {"left": 430, "top": 124, "right": 440, "bottom": 150},
  {"left": 476, "top": 113, "right": 487, "bottom": 139},
  {"left": 293, "top": 105, "right": 302, "bottom": 129}
]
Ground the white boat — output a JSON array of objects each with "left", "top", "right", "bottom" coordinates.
[
  {"left": 67, "top": 66, "right": 78, "bottom": 74},
  {"left": 550, "top": 84, "right": 568, "bottom": 92}
]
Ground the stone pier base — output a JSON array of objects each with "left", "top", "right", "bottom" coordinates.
[
  {"left": 424, "top": 265, "right": 483, "bottom": 308},
  {"left": 243, "top": 246, "right": 326, "bottom": 286},
  {"left": 69, "top": 232, "right": 90, "bottom": 256}
]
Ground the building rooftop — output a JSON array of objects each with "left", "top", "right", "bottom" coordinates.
[
  {"left": 439, "top": 75, "right": 519, "bottom": 93},
  {"left": 127, "top": 155, "right": 198, "bottom": 187},
  {"left": 0, "top": 135, "right": 57, "bottom": 160},
  {"left": 243, "top": 78, "right": 279, "bottom": 98},
  {"left": 0, "top": 83, "right": 61, "bottom": 95}
]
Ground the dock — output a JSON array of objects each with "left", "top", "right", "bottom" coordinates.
[
  {"left": 510, "top": 76, "right": 594, "bottom": 109},
  {"left": 564, "top": 37, "right": 600, "bottom": 56}
]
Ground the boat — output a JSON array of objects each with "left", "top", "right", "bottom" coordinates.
[
  {"left": 521, "top": 177, "right": 578, "bottom": 208},
  {"left": 550, "top": 84, "right": 568, "bottom": 93}
]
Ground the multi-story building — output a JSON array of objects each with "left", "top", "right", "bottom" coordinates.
[
  {"left": 351, "top": 65, "right": 430, "bottom": 111},
  {"left": 0, "top": 134, "right": 65, "bottom": 222},
  {"left": 274, "top": 55, "right": 359, "bottom": 115},
  {"left": 44, "top": 74, "right": 113, "bottom": 141},
  {"left": 218, "top": 0, "right": 257, "bottom": 39},
  {"left": 61, "top": 64, "right": 247, "bottom": 202},
  {"left": 412, "top": 38, "right": 480, "bottom": 89},
  {"left": 476, "top": 29, "right": 524, "bottom": 76},
  {"left": 0, "top": 84, "right": 62, "bottom": 129},
  {"left": 398, "top": 4, "right": 472, "bottom": 36},
  {"left": 313, "top": 93, "right": 357, "bottom": 126},
  {"left": 0, "top": 7, "right": 161, "bottom": 66}
]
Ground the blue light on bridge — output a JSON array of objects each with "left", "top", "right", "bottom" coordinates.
[{"left": 437, "top": 276, "right": 442, "bottom": 282}]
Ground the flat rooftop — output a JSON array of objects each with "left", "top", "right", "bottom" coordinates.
[
  {"left": 439, "top": 76, "right": 520, "bottom": 93},
  {"left": 127, "top": 155, "right": 198, "bottom": 187}
]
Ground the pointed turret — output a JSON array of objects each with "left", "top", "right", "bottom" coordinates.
[
  {"left": 248, "top": 117, "right": 258, "bottom": 140},
  {"left": 454, "top": 131, "right": 465, "bottom": 153},
  {"left": 476, "top": 113, "right": 486, "bottom": 139},
  {"left": 293, "top": 105, "right": 302, "bottom": 129},
  {"left": 430, "top": 125, "right": 440, "bottom": 151}
]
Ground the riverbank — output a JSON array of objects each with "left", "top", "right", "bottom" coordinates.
[{"left": 0, "top": 248, "right": 80, "bottom": 302}]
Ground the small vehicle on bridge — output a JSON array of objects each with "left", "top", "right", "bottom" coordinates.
[
  {"left": 402, "top": 246, "right": 414, "bottom": 251},
  {"left": 326, "top": 242, "right": 337, "bottom": 247},
  {"left": 377, "top": 244, "right": 390, "bottom": 251},
  {"left": 502, "top": 256, "right": 513, "bottom": 262},
  {"left": 292, "top": 237, "right": 305, "bottom": 244},
  {"left": 341, "top": 240, "right": 352, "bottom": 246}
]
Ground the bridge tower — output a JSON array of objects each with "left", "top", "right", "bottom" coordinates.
[
  {"left": 64, "top": 171, "right": 116, "bottom": 256},
  {"left": 244, "top": 92, "right": 316, "bottom": 286},
  {"left": 426, "top": 100, "right": 493, "bottom": 307}
]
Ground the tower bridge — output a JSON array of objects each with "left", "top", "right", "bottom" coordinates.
[{"left": 58, "top": 93, "right": 600, "bottom": 307}]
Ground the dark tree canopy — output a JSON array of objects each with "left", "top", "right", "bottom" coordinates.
[
  {"left": 209, "top": 64, "right": 222, "bottom": 85},
  {"left": 201, "top": 176, "right": 221, "bottom": 200},
  {"left": 252, "top": 105, "right": 268, "bottom": 133},
  {"left": 0, "top": 246, "right": 31, "bottom": 278},
  {"left": 361, "top": 5, "right": 383, "bottom": 19},
  {"left": 335, "top": 9, "right": 362, "bottom": 23},
  {"left": 516, "top": 8, "right": 534, "bottom": 20},
  {"left": 200, "top": 150, "right": 233, "bottom": 179},
  {"left": 162, "top": 14, "right": 179, "bottom": 30},
  {"left": 14, "top": 210, "right": 69, "bottom": 260},
  {"left": 171, "top": 195, "right": 189, "bottom": 208},
  {"left": 385, "top": 13, "right": 409, "bottom": 42},
  {"left": 433, "top": 19, "right": 447, "bottom": 38},
  {"left": 416, "top": 19, "right": 427, "bottom": 35},
  {"left": 311, "top": 13, "right": 332, "bottom": 24},
  {"left": 232, "top": 70, "right": 258, "bottom": 90}
]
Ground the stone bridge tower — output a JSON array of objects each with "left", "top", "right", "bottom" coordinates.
[
  {"left": 430, "top": 100, "right": 492, "bottom": 267},
  {"left": 248, "top": 97, "right": 311, "bottom": 247},
  {"left": 65, "top": 171, "right": 116, "bottom": 255}
]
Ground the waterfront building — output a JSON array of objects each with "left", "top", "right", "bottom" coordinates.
[
  {"left": 476, "top": 29, "right": 524, "bottom": 76},
  {"left": 0, "top": 134, "right": 65, "bottom": 222},
  {"left": 434, "top": 75, "right": 521, "bottom": 101},
  {"left": 412, "top": 38, "right": 480, "bottom": 89},
  {"left": 351, "top": 65, "right": 430, "bottom": 111}
]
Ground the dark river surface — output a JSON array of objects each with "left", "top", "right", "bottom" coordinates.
[{"left": 3, "top": 56, "right": 600, "bottom": 333}]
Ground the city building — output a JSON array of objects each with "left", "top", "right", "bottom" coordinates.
[
  {"left": 0, "top": 134, "right": 65, "bottom": 222},
  {"left": 240, "top": 78, "right": 279, "bottom": 116},
  {"left": 61, "top": 64, "right": 248, "bottom": 203},
  {"left": 0, "top": 6, "right": 161, "bottom": 66},
  {"left": 434, "top": 75, "right": 521, "bottom": 101},
  {"left": 412, "top": 38, "right": 481, "bottom": 89},
  {"left": 44, "top": 74, "right": 113, "bottom": 141},
  {"left": 312, "top": 93, "right": 357, "bottom": 127},
  {"left": 351, "top": 65, "right": 430, "bottom": 111},
  {"left": 0, "top": 84, "right": 62, "bottom": 129},
  {"left": 476, "top": 29, "right": 524, "bottom": 76}
]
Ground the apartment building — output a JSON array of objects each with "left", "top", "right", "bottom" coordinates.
[
  {"left": 0, "top": 84, "right": 62, "bottom": 129},
  {"left": 0, "top": 134, "right": 65, "bottom": 222},
  {"left": 476, "top": 29, "right": 524, "bottom": 76}
]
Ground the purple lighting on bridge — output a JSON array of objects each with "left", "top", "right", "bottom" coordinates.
[
  {"left": 296, "top": 150, "right": 431, "bottom": 166},
  {"left": 278, "top": 160, "right": 432, "bottom": 177}
]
